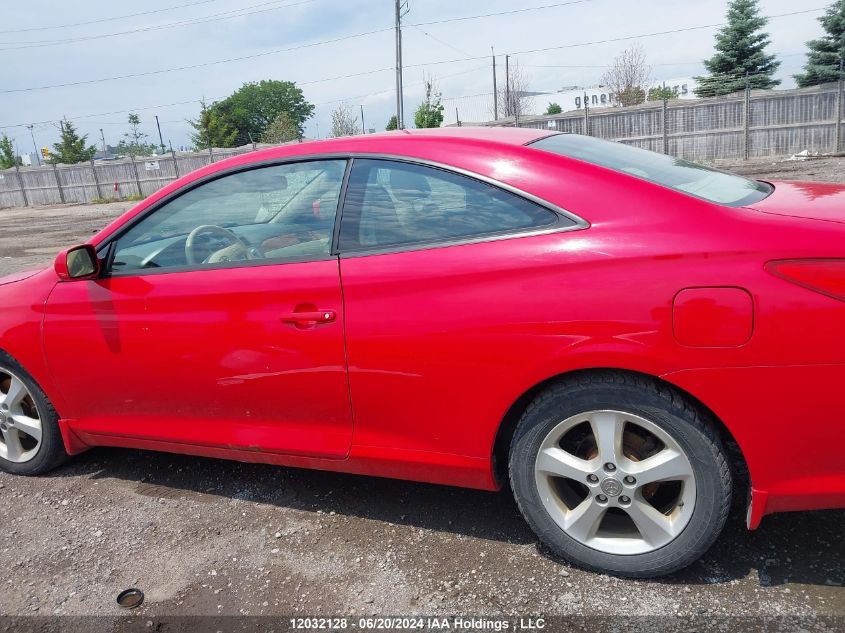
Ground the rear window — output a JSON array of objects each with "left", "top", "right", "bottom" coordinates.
[{"left": 530, "top": 134, "right": 772, "bottom": 207}]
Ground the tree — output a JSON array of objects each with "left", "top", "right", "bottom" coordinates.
[
  {"left": 49, "top": 119, "right": 97, "bottom": 164},
  {"left": 602, "top": 46, "right": 651, "bottom": 107},
  {"left": 188, "top": 99, "right": 238, "bottom": 150},
  {"left": 414, "top": 77, "right": 444, "bottom": 128},
  {"left": 795, "top": 0, "right": 845, "bottom": 87},
  {"left": 694, "top": 0, "right": 780, "bottom": 97},
  {"left": 261, "top": 111, "right": 300, "bottom": 144},
  {"left": 329, "top": 103, "right": 359, "bottom": 138},
  {"left": 0, "top": 134, "right": 20, "bottom": 169},
  {"left": 497, "top": 62, "right": 531, "bottom": 118},
  {"left": 118, "top": 113, "right": 156, "bottom": 157},
  {"left": 545, "top": 102, "right": 562, "bottom": 115},
  {"left": 647, "top": 85, "right": 676, "bottom": 101},
  {"left": 214, "top": 80, "right": 314, "bottom": 144},
  {"left": 385, "top": 115, "right": 398, "bottom": 131}
]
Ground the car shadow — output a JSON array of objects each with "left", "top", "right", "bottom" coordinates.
[{"left": 50, "top": 447, "right": 844, "bottom": 588}]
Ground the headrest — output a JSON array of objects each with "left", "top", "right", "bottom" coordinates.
[{"left": 390, "top": 167, "right": 431, "bottom": 202}]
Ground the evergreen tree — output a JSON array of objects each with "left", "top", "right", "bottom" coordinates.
[
  {"left": 647, "top": 85, "right": 676, "bottom": 101},
  {"left": 49, "top": 119, "right": 97, "bottom": 164},
  {"left": 188, "top": 100, "right": 238, "bottom": 150},
  {"left": 694, "top": 0, "right": 780, "bottom": 97},
  {"left": 795, "top": 0, "right": 845, "bottom": 87},
  {"left": 118, "top": 113, "right": 156, "bottom": 157},
  {"left": 414, "top": 78, "right": 444, "bottom": 129},
  {"left": 0, "top": 134, "right": 20, "bottom": 169},
  {"left": 385, "top": 115, "right": 398, "bottom": 131},
  {"left": 261, "top": 111, "right": 300, "bottom": 144}
]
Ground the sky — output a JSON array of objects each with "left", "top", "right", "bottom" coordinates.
[{"left": 0, "top": 0, "right": 833, "bottom": 155}]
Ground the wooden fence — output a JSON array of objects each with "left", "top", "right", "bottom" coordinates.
[
  {"left": 0, "top": 145, "right": 256, "bottom": 209},
  {"left": 492, "top": 83, "right": 844, "bottom": 162},
  {"left": 2, "top": 83, "right": 843, "bottom": 209}
]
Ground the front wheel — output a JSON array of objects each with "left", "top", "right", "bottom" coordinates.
[
  {"left": 509, "top": 373, "right": 732, "bottom": 577},
  {"left": 0, "top": 353, "right": 67, "bottom": 475}
]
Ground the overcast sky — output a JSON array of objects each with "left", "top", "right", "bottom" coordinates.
[{"left": 0, "top": 0, "right": 831, "bottom": 154}]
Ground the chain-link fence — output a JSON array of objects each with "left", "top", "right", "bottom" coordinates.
[{"left": 470, "top": 83, "right": 844, "bottom": 163}]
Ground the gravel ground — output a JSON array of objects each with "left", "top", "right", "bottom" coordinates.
[{"left": 0, "top": 159, "right": 843, "bottom": 630}]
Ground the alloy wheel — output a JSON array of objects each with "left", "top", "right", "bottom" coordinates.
[
  {"left": 534, "top": 409, "right": 696, "bottom": 555},
  {"left": 0, "top": 369, "right": 43, "bottom": 463}
]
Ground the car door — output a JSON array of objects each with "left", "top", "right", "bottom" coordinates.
[
  {"left": 336, "top": 158, "right": 580, "bottom": 459},
  {"left": 43, "top": 159, "right": 353, "bottom": 459}
]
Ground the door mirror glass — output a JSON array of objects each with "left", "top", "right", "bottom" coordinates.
[{"left": 56, "top": 245, "right": 99, "bottom": 280}]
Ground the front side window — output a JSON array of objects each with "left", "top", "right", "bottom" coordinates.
[
  {"left": 338, "top": 159, "right": 563, "bottom": 251},
  {"left": 530, "top": 134, "right": 772, "bottom": 207},
  {"left": 111, "top": 160, "right": 346, "bottom": 273}
]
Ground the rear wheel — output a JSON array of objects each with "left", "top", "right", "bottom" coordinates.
[
  {"left": 509, "top": 373, "right": 731, "bottom": 577},
  {"left": 0, "top": 353, "right": 67, "bottom": 475}
]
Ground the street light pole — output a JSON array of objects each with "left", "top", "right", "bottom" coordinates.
[
  {"left": 26, "top": 124, "right": 40, "bottom": 166},
  {"left": 492, "top": 46, "right": 498, "bottom": 120},
  {"left": 360, "top": 105, "right": 366, "bottom": 134}
]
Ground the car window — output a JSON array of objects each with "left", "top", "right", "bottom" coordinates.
[
  {"left": 111, "top": 160, "right": 346, "bottom": 273},
  {"left": 529, "top": 134, "right": 772, "bottom": 207},
  {"left": 337, "top": 159, "right": 563, "bottom": 251}
]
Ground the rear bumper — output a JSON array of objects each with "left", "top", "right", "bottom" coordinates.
[{"left": 663, "top": 363, "right": 845, "bottom": 526}]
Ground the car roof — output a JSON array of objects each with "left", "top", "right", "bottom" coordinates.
[
  {"left": 247, "top": 126, "right": 555, "bottom": 161},
  {"left": 355, "top": 126, "right": 553, "bottom": 145}
]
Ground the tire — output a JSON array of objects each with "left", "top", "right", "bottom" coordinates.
[
  {"left": 0, "top": 351, "right": 68, "bottom": 475},
  {"left": 508, "top": 371, "right": 732, "bottom": 578}
]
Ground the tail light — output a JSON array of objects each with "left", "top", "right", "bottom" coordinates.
[{"left": 766, "top": 259, "right": 845, "bottom": 302}]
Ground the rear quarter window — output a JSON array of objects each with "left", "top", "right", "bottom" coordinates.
[{"left": 530, "top": 134, "right": 772, "bottom": 207}]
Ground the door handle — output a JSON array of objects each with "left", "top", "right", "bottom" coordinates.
[{"left": 281, "top": 309, "right": 336, "bottom": 328}]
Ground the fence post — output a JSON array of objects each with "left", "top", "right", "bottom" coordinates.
[
  {"left": 14, "top": 164, "right": 28, "bottom": 207},
  {"left": 208, "top": 146, "right": 214, "bottom": 163},
  {"left": 662, "top": 99, "right": 669, "bottom": 154},
  {"left": 836, "top": 57, "right": 843, "bottom": 154},
  {"left": 583, "top": 93, "right": 590, "bottom": 136},
  {"left": 52, "top": 164, "right": 66, "bottom": 204},
  {"left": 743, "top": 75, "right": 751, "bottom": 160},
  {"left": 130, "top": 155, "right": 142, "bottom": 197},
  {"left": 90, "top": 160, "right": 103, "bottom": 200},
  {"left": 171, "top": 149, "right": 180, "bottom": 178}
]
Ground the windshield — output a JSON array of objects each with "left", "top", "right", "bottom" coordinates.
[{"left": 529, "top": 134, "right": 772, "bottom": 207}]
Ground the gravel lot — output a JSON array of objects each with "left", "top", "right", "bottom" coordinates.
[{"left": 0, "top": 157, "right": 843, "bottom": 629}]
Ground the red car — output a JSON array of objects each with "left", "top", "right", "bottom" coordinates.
[{"left": 1, "top": 128, "right": 843, "bottom": 577}]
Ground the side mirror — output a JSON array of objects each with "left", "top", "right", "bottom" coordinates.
[{"left": 55, "top": 245, "right": 100, "bottom": 281}]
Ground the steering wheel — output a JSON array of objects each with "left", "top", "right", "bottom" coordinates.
[{"left": 185, "top": 225, "right": 256, "bottom": 265}]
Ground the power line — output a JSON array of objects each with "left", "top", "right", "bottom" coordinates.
[
  {"left": 0, "top": 26, "right": 394, "bottom": 94},
  {"left": 0, "top": 0, "right": 225, "bottom": 34},
  {"left": 406, "top": 0, "right": 594, "bottom": 28},
  {"left": 0, "top": 0, "right": 598, "bottom": 90},
  {"left": 412, "top": 25, "right": 475, "bottom": 60},
  {"left": 0, "top": 0, "right": 317, "bottom": 49},
  {"left": 0, "top": 5, "right": 826, "bottom": 104}
]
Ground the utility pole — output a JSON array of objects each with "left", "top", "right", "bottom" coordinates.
[
  {"left": 492, "top": 47, "right": 498, "bottom": 120},
  {"left": 394, "top": 0, "right": 408, "bottom": 129},
  {"left": 26, "top": 124, "right": 40, "bottom": 166},
  {"left": 505, "top": 55, "right": 511, "bottom": 118},
  {"left": 155, "top": 115, "right": 165, "bottom": 155},
  {"left": 100, "top": 128, "right": 107, "bottom": 154},
  {"left": 360, "top": 105, "right": 366, "bottom": 134},
  {"left": 836, "top": 56, "right": 843, "bottom": 154}
]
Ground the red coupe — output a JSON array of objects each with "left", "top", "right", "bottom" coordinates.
[{"left": 1, "top": 128, "right": 843, "bottom": 577}]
